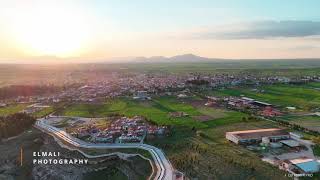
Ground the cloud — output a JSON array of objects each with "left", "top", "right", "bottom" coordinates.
[
  {"left": 193, "top": 21, "right": 320, "bottom": 39},
  {"left": 288, "top": 45, "right": 320, "bottom": 51}
]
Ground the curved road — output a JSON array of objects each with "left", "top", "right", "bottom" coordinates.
[{"left": 34, "top": 119, "right": 174, "bottom": 180}]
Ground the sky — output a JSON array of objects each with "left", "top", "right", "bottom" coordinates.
[{"left": 0, "top": 0, "right": 320, "bottom": 63}]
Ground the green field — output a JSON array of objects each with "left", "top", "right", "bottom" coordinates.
[
  {"left": 211, "top": 82, "right": 320, "bottom": 110},
  {"left": 56, "top": 95, "right": 293, "bottom": 179},
  {"left": 0, "top": 104, "right": 29, "bottom": 116},
  {"left": 150, "top": 116, "right": 288, "bottom": 179},
  {"left": 0, "top": 104, "right": 56, "bottom": 118},
  {"left": 32, "top": 107, "right": 54, "bottom": 118},
  {"left": 208, "top": 82, "right": 320, "bottom": 133},
  {"left": 313, "top": 145, "right": 320, "bottom": 156},
  {"left": 59, "top": 96, "right": 246, "bottom": 128},
  {"left": 279, "top": 114, "right": 320, "bottom": 132}
]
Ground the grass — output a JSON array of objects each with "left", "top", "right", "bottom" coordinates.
[
  {"left": 196, "top": 107, "right": 227, "bottom": 119},
  {"left": 58, "top": 96, "right": 289, "bottom": 179},
  {"left": 151, "top": 119, "right": 289, "bottom": 179},
  {"left": 0, "top": 104, "right": 29, "bottom": 116},
  {"left": 54, "top": 117, "right": 72, "bottom": 128},
  {"left": 203, "top": 111, "right": 248, "bottom": 127},
  {"left": 32, "top": 107, "right": 54, "bottom": 118},
  {"left": 93, "top": 118, "right": 111, "bottom": 129},
  {"left": 60, "top": 96, "right": 249, "bottom": 129},
  {"left": 212, "top": 82, "right": 320, "bottom": 110},
  {"left": 279, "top": 114, "right": 320, "bottom": 121},
  {"left": 276, "top": 114, "right": 320, "bottom": 132},
  {"left": 313, "top": 145, "right": 320, "bottom": 156},
  {"left": 210, "top": 82, "right": 320, "bottom": 133}
]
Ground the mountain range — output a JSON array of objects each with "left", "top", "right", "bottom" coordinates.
[{"left": 130, "top": 54, "right": 222, "bottom": 63}]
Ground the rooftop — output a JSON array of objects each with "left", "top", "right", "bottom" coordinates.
[
  {"left": 280, "top": 140, "right": 300, "bottom": 147},
  {"left": 290, "top": 158, "right": 320, "bottom": 173},
  {"left": 253, "top": 100, "right": 272, "bottom": 106},
  {"left": 227, "top": 128, "right": 289, "bottom": 140}
]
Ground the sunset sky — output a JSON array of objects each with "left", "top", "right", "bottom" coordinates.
[{"left": 0, "top": 0, "right": 320, "bottom": 63}]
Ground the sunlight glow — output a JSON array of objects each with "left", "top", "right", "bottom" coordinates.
[{"left": 9, "top": 2, "right": 92, "bottom": 57}]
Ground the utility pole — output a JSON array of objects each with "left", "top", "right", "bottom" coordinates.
[{"left": 20, "top": 147, "right": 23, "bottom": 166}]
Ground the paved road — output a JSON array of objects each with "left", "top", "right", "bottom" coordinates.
[{"left": 35, "top": 119, "right": 174, "bottom": 180}]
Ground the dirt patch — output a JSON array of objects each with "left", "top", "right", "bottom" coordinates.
[
  {"left": 193, "top": 115, "right": 213, "bottom": 122},
  {"left": 182, "top": 99, "right": 207, "bottom": 108}
]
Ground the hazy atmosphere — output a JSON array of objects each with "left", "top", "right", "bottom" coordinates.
[
  {"left": 1, "top": 1, "right": 320, "bottom": 180},
  {"left": 0, "top": 0, "right": 320, "bottom": 63}
]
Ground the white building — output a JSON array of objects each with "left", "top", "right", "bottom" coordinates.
[{"left": 226, "top": 128, "right": 290, "bottom": 145}]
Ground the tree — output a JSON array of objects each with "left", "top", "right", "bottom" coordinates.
[{"left": 0, "top": 113, "right": 36, "bottom": 140}]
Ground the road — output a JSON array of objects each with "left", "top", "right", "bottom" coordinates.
[{"left": 34, "top": 118, "right": 175, "bottom": 180}]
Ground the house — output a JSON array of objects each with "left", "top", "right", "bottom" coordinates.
[
  {"left": 226, "top": 128, "right": 290, "bottom": 145},
  {"left": 119, "top": 134, "right": 141, "bottom": 143},
  {"left": 177, "top": 94, "right": 187, "bottom": 98},
  {"left": 252, "top": 100, "right": 272, "bottom": 107},
  {"left": 133, "top": 91, "right": 150, "bottom": 100},
  {"left": 169, "top": 112, "right": 189, "bottom": 118},
  {"left": 77, "top": 131, "right": 90, "bottom": 138},
  {"left": 261, "top": 106, "right": 282, "bottom": 117},
  {"left": 0, "top": 103, "right": 7, "bottom": 107},
  {"left": 205, "top": 101, "right": 216, "bottom": 107},
  {"left": 94, "top": 135, "right": 113, "bottom": 143},
  {"left": 290, "top": 132, "right": 303, "bottom": 139},
  {"left": 241, "top": 97, "right": 254, "bottom": 103},
  {"left": 286, "top": 106, "right": 296, "bottom": 110}
]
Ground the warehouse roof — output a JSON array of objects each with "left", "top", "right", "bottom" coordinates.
[
  {"left": 226, "top": 128, "right": 289, "bottom": 140},
  {"left": 290, "top": 158, "right": 320, "bottom": 173}
]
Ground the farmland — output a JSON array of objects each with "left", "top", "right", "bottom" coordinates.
[
  {"left": 56, "top": 95, "right": 292, "bottom": 179},
  {"left": 58, "top": 96, "right": 245, "bottom": 129},
  {"left": 150, "top": 113, "right": 288, "bottom": 179},
  {"left": 1, "top": 64, "right": 319, "bottom": 179},
  {"left": 278, "top": 114, "right": 320, "bottom": 132},
  {"left": 208, "top": 82, "right": 320, "bottom": 132},
  {"left": 212, "top": 83, "right": 320, "bottom": 110},
  {"left": 0, "top": 104, "right": 29, "bottom": 116},
  {"left": 32, "top": 106, "right": 54, "bottom": 118}
]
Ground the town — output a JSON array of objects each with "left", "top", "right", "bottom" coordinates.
[
  {"left": 1, "top": 69, "right": 320, "bottom": 179},
  {"left": 45, "top": 115, "right": 169, "bottom": 144}
]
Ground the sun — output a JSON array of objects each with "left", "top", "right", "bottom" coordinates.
[{"left": 9, "top": 2, "right": 92, "bottom": 57}]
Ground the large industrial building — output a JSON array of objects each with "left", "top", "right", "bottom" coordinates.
[{"left": 226, "top": 128, "right": 290, "bottom": 145}]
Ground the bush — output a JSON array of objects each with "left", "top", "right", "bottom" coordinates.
[{"left": 0, "top": 113, "right": 36, "bottom": 139}]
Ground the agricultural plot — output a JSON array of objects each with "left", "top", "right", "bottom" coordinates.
[
  {"left": 279, "top": 114, "right": 320, "bottom": 132},
  {"left": 151, "top": 115, "right": 288, "bottom": 179},
  {"left": 213, "top": 83, "right": 320, "bottom": 110},
  {"left": 0, "top": 104, "right": 29, "bottom": 116},
  {"left": 211, "top": 82, "right": 320, "bottom": 133},
  {"left": 57, "top": 96, "right": 291, "bottom": 179},
  {"left": 58, "top": 96, "right": 246, "bottom": 129},
  {"left": 32, "top": 107, "right": 54, "bottom": 118}
]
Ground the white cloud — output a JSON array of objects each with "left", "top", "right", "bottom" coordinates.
[{"left": 191, "top": 21, "right": 320, "bottom": 39}]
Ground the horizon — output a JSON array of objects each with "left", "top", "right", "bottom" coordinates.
[
  {"left": 1, "top": 0, "right": 320, "bottom": 63},
  {"left": 1, "top": 53, "right": 320, "bottom": 64}
]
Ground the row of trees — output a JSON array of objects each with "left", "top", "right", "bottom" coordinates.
[
  {"left": 272, "top": 117, "right": 320, "bottom": 136},
  {"left": 0, "top": 113, "right": 36, "bottom": 140}
]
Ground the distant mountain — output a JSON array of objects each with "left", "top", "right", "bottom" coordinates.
[
  {"left": 170, "top": 54, "right": 218, "bottom": 62},
  {"left": 131, "top": 54, "right": 222, "bottom": 63}
]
